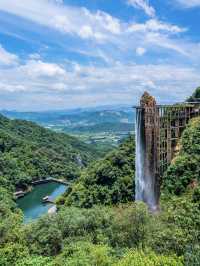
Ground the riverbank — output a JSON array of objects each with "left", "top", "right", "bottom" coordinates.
[
  {"left": 14, "top": 186, "right": 32, "bottom": 199},
  {"left": 48, "top": 205, "right": 57, "bottom": 214},
  {"left": 32, "top": 178, "right": 69, "bottom": 186},
  {"left": 17, "top": 181, "right": 67, "bottom": 223},
  {"left": 14, "top": 178, "right": 70, "bottom": 199}
]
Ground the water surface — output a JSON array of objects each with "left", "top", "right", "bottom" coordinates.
[{"left": 17, "top": 181, "right": 67, "bottom": 223}]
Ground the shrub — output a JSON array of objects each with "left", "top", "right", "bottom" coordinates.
[
  {"left": 52, "top": 241, "right": 115, "bottom": 266},
  {"left": 116, "top": 249, "right": 183, "bottom": 266}
]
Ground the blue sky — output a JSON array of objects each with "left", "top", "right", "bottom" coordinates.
[{"left": 0, "top": 0, "right": 200, "bottom": 111}]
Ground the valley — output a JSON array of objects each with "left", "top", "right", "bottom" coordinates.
[
  {"left": 1, "top": 89, "right": 200, "bottom": 265},
  {"left": 1, "top": 106, "right": 135, "bottom": 148}
]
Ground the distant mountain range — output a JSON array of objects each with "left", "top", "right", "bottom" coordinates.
[{"left": 0, "top": 106, "right": 135, "bottom": 135}]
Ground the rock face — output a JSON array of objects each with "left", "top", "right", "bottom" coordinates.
[
  {"left": 135, "top": 92, "right": 160, "bottom": 212},
  {"left": 140, "top": 91, "right": 157, "bottom": 108},
  {"left": 136, "top": 91, "right": 200, "bottom": 211}
]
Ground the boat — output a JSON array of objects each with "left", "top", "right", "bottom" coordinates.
[
  {"left": 14, "top": 191, "right": 25, "bottom": 199},
  {"left": 42, "top": 196, "right": 49, "bottom": 203},
  {"left": 42, "top": 196, "right": 54, "bottom": 204}
]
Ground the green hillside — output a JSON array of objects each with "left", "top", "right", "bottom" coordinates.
[
  {"left": 1, "top": 110, "right": 200, "bottom": 265},
  {"left": 0, "top": 114, "right": 102, "bottom": 190},
  {"left": 164, "top": 117, "right": 200, "bottom": 195},
  {"left": 63, "top": 117, "right": 200, "bottom": 209},
  {"left": 62, "top": 135, "right": 135, "bottom": 208},
  {"left": 0, "top": 118, "right": 200, "bottom": 266}
]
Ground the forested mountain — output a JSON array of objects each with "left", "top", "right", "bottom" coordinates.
[
  {"left": 1, "top": 107, "right": 134, "bottom": 149},
  {"left": 62, "top": 136, "right": 135, "bottom": 207},
  {"left": 1, "top": 108, "right": 200, "bottom": 264},
  {"left": 64, "top": 116, "right": 200, "bottom": 208},
  {"left": 1, "top": 119, "right": 200, "bottom": 265},
  {"left": 0, "top": 114, "right": 103, "bottom": 190},
  {"left": 1, "top": 108, "right": 134, "bottom": 143}
]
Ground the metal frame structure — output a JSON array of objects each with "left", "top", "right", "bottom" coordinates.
[
  {"left": 156, "top": 103, "right": 200, "bottom": 177},
  {"left": 134, "top": 99, "right": 200, "bottom": 180}
]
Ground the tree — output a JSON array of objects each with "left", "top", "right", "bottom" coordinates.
[{"left": 186, "top": 87, "right": 200, "bottom": 102}]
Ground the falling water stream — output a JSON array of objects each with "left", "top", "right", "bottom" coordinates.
[{"left": 135, "top": 108, "right": 158, "bottom": 211}]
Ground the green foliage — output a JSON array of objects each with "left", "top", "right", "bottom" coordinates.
[
  {"left": 1, "top": 192, "right": 200, "bottom": 265},
  {"left": 150, "top": 195, "right": 200, "bottom": 256},
  {"left": 24, "top": 215, "right": 63, "bottom": 256},
  {"left": 186, "top": 87, "right": 200, "bottom": 102},
  {"left": 181, "top": 118, "right": 200, "bottom": 154},
  {"left": 164, "top": 117, "right": 200, "bottom": 195},
  {"left": 16, "top": 256, "right": 52, "bottom": 266},
  {"left": 16, "top": 199, "right": 194, "bottom": 265},
  {"left": 184, "top": 245, "right": 200, "bottom": 266},
  {"left": 1, "top": 102, "right": 200, "bottom": 265},
  {"left": 116, "top": 249, "right": 183, "bottom": 266},
  {"left": 0, "top": 243, "right": 29, "bottom": 266},
  {"left": 24, "top": 203, "right": 149, "bottom": 257},
  {"left": 0, "top": 114, "right": 102, "bottom": 189},
  {"left": 64, "top": 136, "right": 135, "bottom": 207},
  {"left": 0, "top": 187, "right": 24, "bottom": 248},
  {"left": 53, "top": 241, "right": 115, "bottom": 266},
  {"left": 192, "top": 186, "right": 200, "bottom": 206}
]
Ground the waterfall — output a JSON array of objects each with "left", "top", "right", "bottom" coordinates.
[
  {"left": 135, "top": 108, "right": 145, "bottom": 202},
  {"left": 135, "top": 108, "right": 158, "bottom": 211}
]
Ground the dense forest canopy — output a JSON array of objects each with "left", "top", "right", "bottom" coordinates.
[
  {"left": 0, "top": 114, "right": 104, "bottom": 190},
  {"left": 1, "top": 89, "right": 200, "bottom": 265},
  {"left": 61, "top": 136, "right": 135, "bottom": 208}
]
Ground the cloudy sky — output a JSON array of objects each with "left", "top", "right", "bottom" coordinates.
[{"left": 0, "top": 0, "right": 200, "bottom": 110}]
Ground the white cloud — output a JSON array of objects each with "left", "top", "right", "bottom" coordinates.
[
  {"left": 79, "top": 25, "right": 94, "bottom": 39},
  {"left": 0, "top": 0, "right": 191, "bottom": 59},
  {"left": 0, "top": 51, "right": 199, "bottom": 108},
  {"left": 0, "top": 82, "right": 26, "bottom": 92},
  {"left": 19, "top": 60, "right": 66, "bottom": 78},
  {"left": 0, "top": 45, "right": 19, "bottom": 66},
  {"left": 0, "top": 51, "right": 67, "bottom": 94},
  {"left": 144, "top": 32, "right": 190, "bottom": 56},
  {"left": 175, "top": 0, "right": 200, "bottom": 8},
  {"left": 126, "top": 19, "right": 190, "bottom": 57},
  {"left": 136, "top": 47, "right": 146, "bottom": 55},
  {"left": 127, "top": 0, "right": 155, "bottom": 17},
  {"left": 128, "top": 19, "right": 186, "bottom": 34},
  {"left": 0, "top": 0, "right": 121, "bottom": 43},
  {"left": 0, "top": 1, "right": 199, "bottom": 110}
]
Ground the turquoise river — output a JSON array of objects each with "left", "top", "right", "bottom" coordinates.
[{"left": 17, "top": 181, "right": 67, "bottom": 223}]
